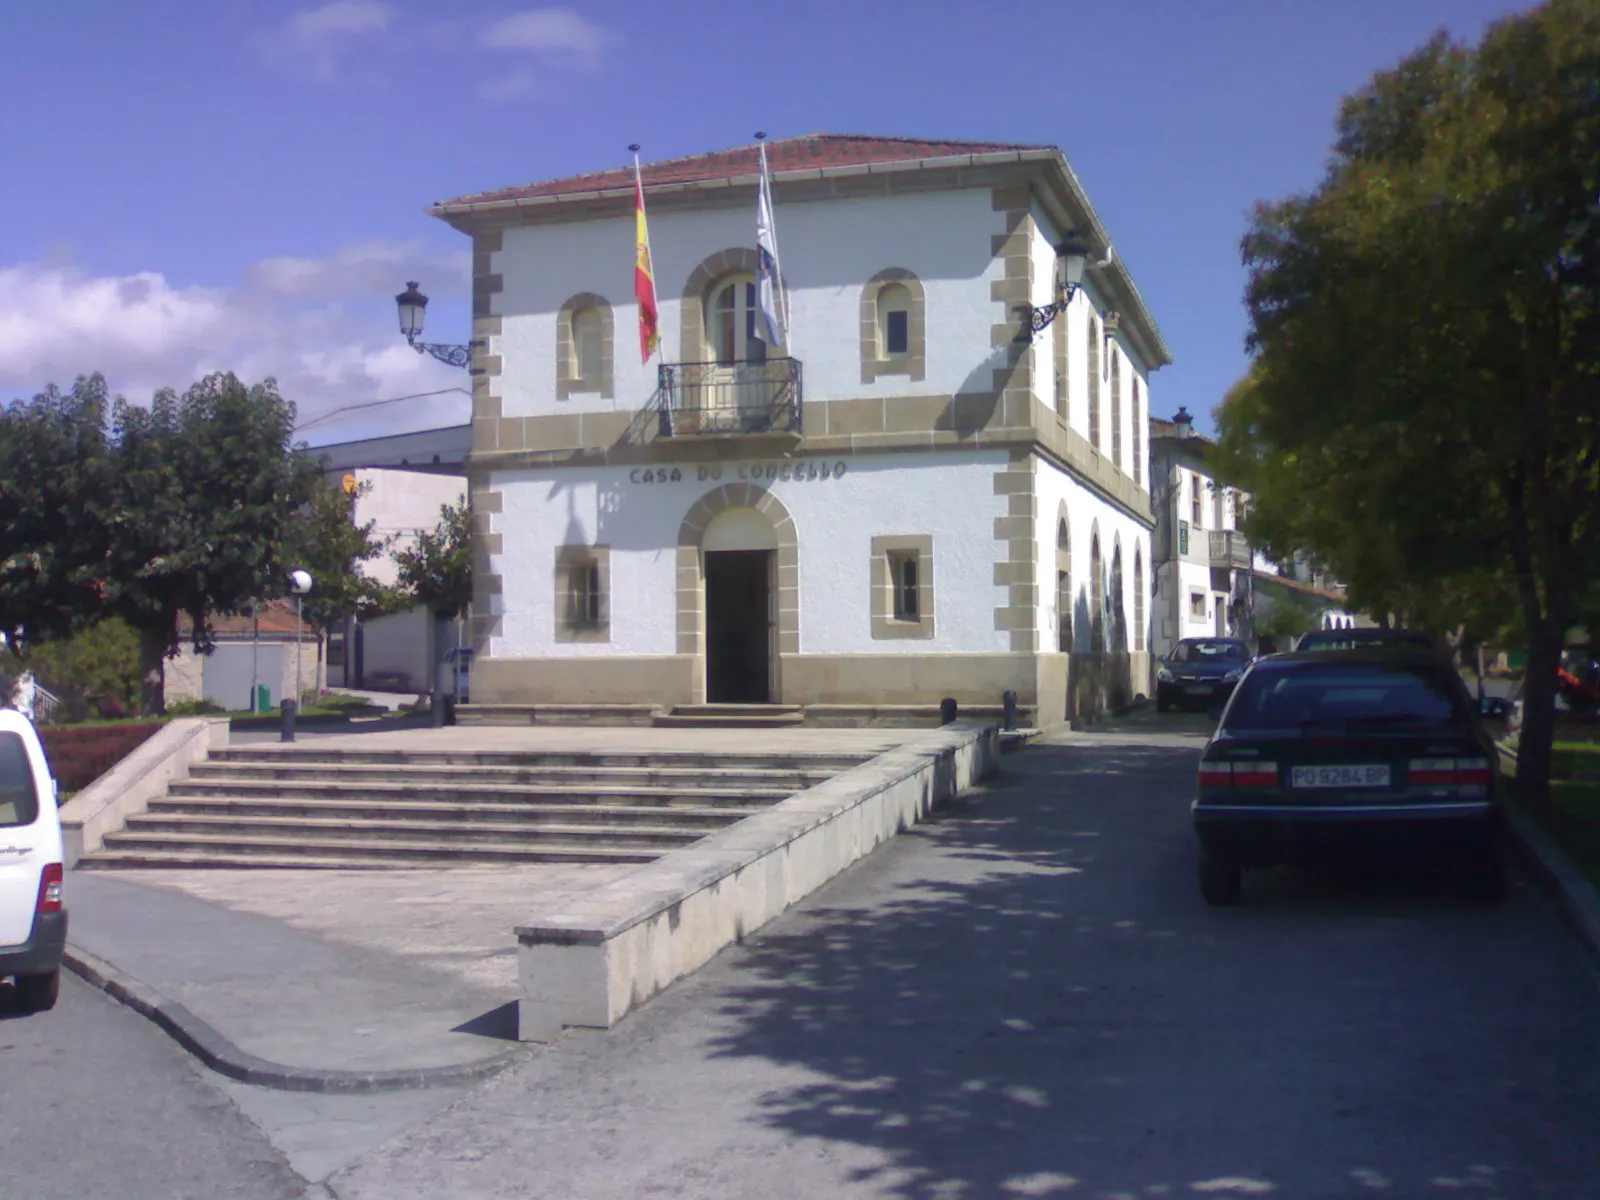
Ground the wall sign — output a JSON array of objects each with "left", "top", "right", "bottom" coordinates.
[{"left": 628, "top": 461, "right": 848, "bottom": 485}]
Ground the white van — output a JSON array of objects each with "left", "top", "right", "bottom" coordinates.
[{"left": 0, "top": 709, "right": 65, "bottom": 1013}]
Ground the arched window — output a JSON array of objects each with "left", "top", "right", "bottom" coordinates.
[
  {"left": 1056, "top": 518, "right": 1072, "bottom": 652},
  {"left": 1090, "top": 529, "right": 1104, "bottom": 652},
  {"left": 877, "top": 282, "right": 911, "bottom": 357},
  {"left": 708, "top": 274, "right": 765, "bottom": 365},
  {"left": 555, "top": 293, "right": 613, "bottom": 399},
  {"left": 1087, "top": 317, "right": 1101, "bottom": 450},
  {"left": 1110, "top": 349, "right": 1122, "bottom": 471},
  {"left": 572, "top": 307, "right": 602, "bottom": 382},
  {"left": 860, "top": 269, "right": 926, "bottom": 383},
  {"left": 1132, "top": 378, "right": 1143, "bottom": 487},
  {"left": 1134, "top": 548, "right": 1145, "bottom": 650},
  {"left": 1111, "top": 541, "right": 1126, "bottom": 650}
]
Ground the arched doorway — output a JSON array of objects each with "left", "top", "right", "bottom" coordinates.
[
  {"left": 677, "top": 482, "right": 799, "bottom": 704},
  {"left": 701, "top": 507, "right": 776, "bottom": 703}
]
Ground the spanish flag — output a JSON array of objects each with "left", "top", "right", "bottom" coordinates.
[{"left": 633, "top": 153, "right": 659, "bottom": 364}]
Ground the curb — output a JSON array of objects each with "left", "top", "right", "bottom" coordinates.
[
  {"left": 1502, "top": 805, "right": 1600, "bottom": 970},
  {"left": 62, "top": 945, "right": 526, "bottom": 1094}
]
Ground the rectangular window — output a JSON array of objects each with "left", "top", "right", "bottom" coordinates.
[
  {"left": 1191, "top": 474, "right": 1203, "bottom": 528},
  {"left": 577, "top": 326, "right": 602, "bottom": 382},
  {"left": 567, "top": 561, "right": 602, "bottom": 626},
  {"left": 890, "top": 552, "right": 920, "bottom": 620},
  {"left": 1189, "top": 591, "right": 1207, "bottom": 621},
  {"left": 555, "top": 544, "right": 610, "bottom": 643},
  {"left": 871, "top": 535, "right": 934, "bottom": 640},
  {"left": 884, "top": 309, "right": 909, "bottom": 356}
]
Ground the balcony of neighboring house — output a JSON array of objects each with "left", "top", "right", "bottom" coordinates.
[{"left": 1207, "top": 530, "right": 1251, "bottom": 570}]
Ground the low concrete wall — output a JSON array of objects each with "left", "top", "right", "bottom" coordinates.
[
  {"left": 58, "top": 718, "right": 229, "bottom": 867},
  {"left": 514, "top": 719, "right": 1000, "bottom": 1041}
]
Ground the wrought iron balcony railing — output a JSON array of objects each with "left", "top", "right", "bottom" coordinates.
[{"left": 653, "top": 357, "right": 802, "bottom": 438}]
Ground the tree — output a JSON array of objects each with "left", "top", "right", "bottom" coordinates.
[
  {"left": 0, "top": 376, "right": 115, "bottom": 648},
  {"left": 393, "top": 500, "right": 472, "bottom": 620},
  {"left": 104, "top": 373, "right": 319, "bottom": 715},
  {"left": 288, "top": 475, "right": 403, "bottom": 689},
  {"left": 1217, "top": 2, "right": 1600, "bottom": 801}
]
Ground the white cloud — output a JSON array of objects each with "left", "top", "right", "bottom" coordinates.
[
  {"left": 478, "top": 8, "right": 611, "bottom": 97},
  {"left": 290, "top": 0, "right": 392, "bottom": 43},
  {"left": 478, "top": 68, "right": 539, "bottom": 103},
  {"left": 482, "top": 8, "right": 609, "bottom": 58},
  {"left": 283, "top": 0, "right": 394, "bottom": 79},
  {"left": 0, "top": 243, "right": 472, "bottom": 443}
]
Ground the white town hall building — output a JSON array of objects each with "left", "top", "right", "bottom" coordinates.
[{"left": 429, "top": 133, "right": 1171, "bottom": 726}]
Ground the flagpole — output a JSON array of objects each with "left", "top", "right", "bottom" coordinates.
[{"left": 755, "top": 131, "right": 789, "bottom": 351}]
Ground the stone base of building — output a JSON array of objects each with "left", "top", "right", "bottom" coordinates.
[{"left": 473, "top": 650, "right": 1151, "bottom": 730}]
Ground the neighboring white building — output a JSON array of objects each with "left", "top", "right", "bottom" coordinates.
[
  {"left": 1147, "top": 408, "right": 1251, "bottom": 657},
  {"left": 309, "top": 427, "right": 469, "bottom": 695},
  {"left": 1147, "top": 408, "right": 1360, "bottom": 657},
  {"left": 432, "top": 134, "right": 1172, "bottom": 725}
]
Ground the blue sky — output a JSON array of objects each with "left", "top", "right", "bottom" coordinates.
[{"left": 1, "top": 0, "right": 1534, "bottom": 442}]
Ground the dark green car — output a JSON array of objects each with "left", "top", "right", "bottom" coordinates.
[{"left": 1192, "top": 648, "right": 1504, "bottom": 906}]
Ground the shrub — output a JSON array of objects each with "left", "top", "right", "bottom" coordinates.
[
  {"left": 40, "top": 722, "right": 164, "bottom": 793},
  {"left": 165, "top": 698, "right": 227, "bottom": 716}
]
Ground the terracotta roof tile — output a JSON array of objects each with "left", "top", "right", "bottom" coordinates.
[
  {"left": 179, "top": 599, "right": 313, "bottom": 639},
  {"left": 436, "top": 133, "right": 1053, "bottom": 209}
]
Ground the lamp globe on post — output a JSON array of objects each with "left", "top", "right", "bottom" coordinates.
[
  {"left": 396, "top": 281, "right": 428, "bottom": 348},
  {"left": 288, "top": 570, "right": 313, "bottom": 713}
]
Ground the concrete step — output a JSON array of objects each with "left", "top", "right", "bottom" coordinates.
[
  {"left": 206, "top": 748, "right": 867, "bottom": 772},
  {"left": 120, "top": 813, "right": 706, "bottom": 850},
  {"left": 186, "top": 761, "right": 837, "bottom": 791},
  {"left": 83, "top": 831, "right": 662, "bottom": 866},
  {"left": 651, "top": 711, "right": 807, "bottom": 729},
  {"left": 165, "top": 779, "right": 794, "bottom": 807},
  {"left": 80, "top": 850, "right": 458, "bottom": 871},
  {"left": 147, "top": 796, "right": 758, "bottom": 829},
  {"left": 671, "top": 704, "right": 803, "bottom": 718}
]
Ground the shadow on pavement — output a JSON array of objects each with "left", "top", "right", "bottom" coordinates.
[{"left": 695, "top": 738, "right": 1600, "bottom": 1198}]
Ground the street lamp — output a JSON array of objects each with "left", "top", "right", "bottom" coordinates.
[
  {"left": 395, "top": 281, "right": 476, "bottom": 369},
  {"left": 1023, "top": 233, "right": 1114, "bottom": 342},
  {"left": 289, "top": 569, "right": 312, "bottom": 708}
]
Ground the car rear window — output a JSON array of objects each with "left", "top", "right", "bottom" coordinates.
[
  {"left": 0, "top": 731, "right": 39, "bottom": 827},
  {"left": 1223, "top": 662, "right": 1471, "bottom": 732},
  {"left": 1171, "top": 640, "right": 1248, "bottom": 663}
]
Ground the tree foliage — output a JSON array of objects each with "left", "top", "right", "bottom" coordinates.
[
  {"left": 1215, "top": 1, "right": 1600, "bottom": 798},
  {"left": 393, "top": 500, "right": 473, "bottom": 620},
  {"left": 289, "top": 475, "right": 404, "bottom": 640},
  {"left": 0, "top": 372, "right": 317, "bottom": 715}
]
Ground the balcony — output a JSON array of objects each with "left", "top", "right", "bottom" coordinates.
[
  {"left": 1207, "top": 530, "right": 1251, "bottom": 569},
  {"left": 651, "top": 357, "right": 802, "bottom": 441}
]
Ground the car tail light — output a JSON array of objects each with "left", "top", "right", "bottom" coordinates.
[
  {"left": 1407, "top": 757, "right": 1491, "bottom": 786},
  {"left": 36, "top": 863, "right": 63, "bottom": 915},
  {"left": 1198, "top": 762, "right": 1279, "bottom": 788}
]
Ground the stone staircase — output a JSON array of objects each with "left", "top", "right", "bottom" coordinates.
[
  {"left": 77, "top": 745, "right": 867, "bottom": 870},
  {"left": 651, "top": 704, "right": 805, "bottom": 729}
]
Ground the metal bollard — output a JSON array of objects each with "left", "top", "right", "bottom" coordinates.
[
  {"left": 1002, "top": 689, "right": 1019, "bottom": 732},
  {"left": 280, "top": 698, "right": 297, "bottom": 743},
  {"left": 431, "top": 690, "right": 446, "bottom": 728},
  {"left": 940, "top": 697, "right": 959, "bottom": 724}
]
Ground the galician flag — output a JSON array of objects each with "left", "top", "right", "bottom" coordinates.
[
  {"left": 633, "top": 152, "right": 660, "bottom": 364},
  {"left": 756, "top": 139, "right": 788, "bottom": 349}
]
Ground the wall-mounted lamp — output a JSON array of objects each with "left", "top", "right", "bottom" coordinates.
[
  {"left": 1022, "top": 233, "right": 1113, "bottom": 342},
  {"left": 395, "top": 281, "right": 479, "bottom": 370}
]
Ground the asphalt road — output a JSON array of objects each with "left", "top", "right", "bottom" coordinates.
[
  {"left": 329, "top": 720, "right": 1600, "bottom": 1199},
  {"left": 0, "top": 971, "right": 306, "bottom": 1200}
]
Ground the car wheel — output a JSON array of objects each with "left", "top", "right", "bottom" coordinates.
[
  {"left": 1199, "top": 855, "right": 1243, "bottom": 906},
  {"left": 16, "top": 969, "right": 60, "bottom": 1014}
]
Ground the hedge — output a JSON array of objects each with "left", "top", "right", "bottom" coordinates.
[{"left": 39, "top": 722, "right": 164, "bottom": 794}]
